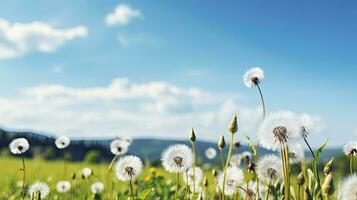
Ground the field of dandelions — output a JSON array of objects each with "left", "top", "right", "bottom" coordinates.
[{"left": 1, "top": 67, "right": 356, "bottom": 200}]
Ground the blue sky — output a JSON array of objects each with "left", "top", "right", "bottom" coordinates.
[{"left": 0, "top": 0, "right": 356, "bottom": 147}]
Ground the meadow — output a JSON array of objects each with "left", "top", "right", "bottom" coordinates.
[{"left": 1, "top": 67, "right": 356, "bottom": 200}]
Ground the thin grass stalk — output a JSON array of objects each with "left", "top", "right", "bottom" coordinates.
[
  {"left": 256, "top": 84, "right": 265, "bottom": 119},
  {"left": 106, "top": 155, "right": 118, "bottom": 199},
  {"left": 192, "top": 141, "right": 197, "bottom": 199},
  {"left": 184, "top": 172, "right": 188, "bottom": 200},
  {"left": 297, "top": 185, "right": 301, "bottom": 200},
  {"left": 303, "top": 137, "right": 315, "bottom": 158},
  {"left": 174, "top": 173, "right": 180, "bottom": 200},
  {"left": 264, "top": 178, "right": 272, "bottom": 200},
  {"left": 220, "top": 149, "right": 225, "bottom": 170},
  {"left": 20, "top": 154, "right": 26, "bottom": 200},
  {"left": 280, "top": 143, "right": 290, "bottom": 200},
  {"left": 350, "top": 155, "right": 354, "bottom": 175},
  {"left": 129, "top": 179, "right": 135, "bottom": 200},
  {"left": 245, "top": 171, "right": 251, "bottom": 200},
  {"left": 222, "top": 133, "right": 235, "bottom": 200}
]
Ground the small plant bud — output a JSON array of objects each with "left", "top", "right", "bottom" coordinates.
[
  {"left": 248, "top": 161, "right": 256, "bottom": 172},
  {"left": 229, "top": 114, "right": 238, "bottom": 133},
  {"left": 189, "top": 128, "right": 196, "bottom": 142},
  {"left": 212, "top": 169, "right": 217, "bottom": 177},
  {"left": 297, "top": 172, "right": 305, "bottom": 186},
  {"left": 322, "top": 173, "right": 334, "bottom": 196},
  {"left": 324, "top": 157, "right": 334, "bottom": 175},
  {"left": 218, "top": 135, "right": 225, "bottom": 149}
]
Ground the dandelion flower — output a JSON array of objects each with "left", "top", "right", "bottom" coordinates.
[
  {"left": 115, "top": 155, "right": 143, "bottom": 181},
  {"left": 184, "top": 167, "right": 203, "bottom": 187},
  {"left": 81, "top": 167, "right": 93, "bottom": 178},
  {"left": 217, "top": 166, "right": 244, "bottom": 196},
  {"left": 161, "top": 144, "right": 193, "bottom": 173},
  {"left": 9, "top": 138, "right": 29, "bottom": 155},
  {"left": 91, "top": 182, "right": 104, "bottom": 194},
  {"left": 285, "top": 143, "right": 305, "bottom": 164},
  {"left": 28, "top": 181, "right": 50, "bottom": 199},
  {"left": 56, "top": 181, "right": 70, "bottom": 193},
  {"left": 343, "top": 141, "right": 357, "bottom": 156},
  {"left": 257, "top": 155, "right": 283, "bottom": 182},
  {"left": 205, "top": 147, "right": 217, "bottom": 160},
  {"left": 240, "top": 151, "right": 252, "bottom": 165},
  {"left": 55, "top": 136, "right": 70, "bottom": 149},
  {"left": 258, "top": 111, "right": 301, "bottom": 150},
  {"left": 110, "top": 139, "right": 129, "bottom": 155},
  {"left": 243, "top": 67, "right": 264, "bottom": 88},
  {"left": 339, "top": 174, "right": 357, "bottom": 200}
]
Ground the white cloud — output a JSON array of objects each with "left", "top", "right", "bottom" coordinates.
[
  {"left": 106, "top": 4, "right": 142, "bottom": 26},
  {"left": 0, "top": 18, "right": 88, "bottom": 59},
  {"left": 0, "top": 78, "right": 323, "bottom": 141}
]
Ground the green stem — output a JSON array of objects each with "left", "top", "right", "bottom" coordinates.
[
  {"left": 184, "top": 172, "right": 188, "bottom": 200},
  {"left": 21, "top": 154, "right": 26, "bottom": 200},
  {"left": 106, "top": 155, "right": 118, "bottom": 199},
  {"left": 264, "top": 178, "right": 271, "bottom": 200},
  {"left": 129, "top": 179, "right": 134, "bottom": 200},
  {"left": 222, "top": 133, "right": 235, "bottom": 200},
  {"left": 192, "top": 141, "right": 196, "bottom": 199},
  {"left": 281, "top": 143, "right": 290, "bottom": 200},
  {"left": 256, "top": 84, "right": 266, "bottom": 119},
  {"left": 350, "top": 155, "right": 354, "bottom": 175},
  {"left": 220, "top": 149, "right": 225, "bottom": 170},
  {"left": 245, "top": 171, "right": 251, "bottom": 200},
  {"left": 297, "top": 185, "right": 301, "bottom": 200},
  {"left": 175, "top": 173, "right": 180, "bottom": 200}
]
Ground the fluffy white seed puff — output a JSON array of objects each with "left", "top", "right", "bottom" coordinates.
[
  {"left": 56, "top": 181, "right": 71, "bottom": 193},
  {"left": 258, "top": 111, "right": 301, "bottom": 150},
  {"left": 81, "top": 167, "right": 93, "bottom": 178},
  {"left": 205, "top": 147, "right": 217, "bottom": 160},
  {"left": 115, "top": 155, "right": 143, "bottom": 181},
  {"left": 55, "top": 136, "right": 70, "bottom": 149},
  {"left": 110, "top": 139, "right": 130, "bottom": 155},
  {"left": 257, "top": 155, "right": 283, "bottom": 182},
  {"left": 343, "top": 141, "right": 357, "bottom": 156},
  {"left": 91, "top": 182, "right": 104, "bottom": 194},
  {"left": 285, "top": 143, "right": 305, "bottom": 164},
  {"left": 339, "top": 174, "right": 357, "bottom": 200},
  {"left": 28, "top": 181, "right": 50, "bottom": 199},
  {"left": 230, "top": 154, "right": 241, "bottom": 167},
  {"left": 161, "top": 144, "right": 193, "bottom": 173},
  {"left": 240, "top": 181, "right": 265, "bottom": 199},
  {"left": 9, "top": 138, "right": 29, "bottom": 155},
  {"left": 217, "top": 167, "right": 244, "bottom": 196},
  {"left": 243, "top": 67, "right": 264, "bottom": 88},
  {"left": 183, "top": 167, "right": 204, "bottom": 188}
]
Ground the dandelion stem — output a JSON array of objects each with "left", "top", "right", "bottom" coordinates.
[
  {"left": 184, "top": 172, "right": 188, "bottom": 200},
  {"left": 350, "top": 155, "right": 354, "bottom": 175},
  {"left": 106, "top": 155, "right": 118, "bottom": 199},
  {"left": 220, "top": 149, "right": 225, "bottom": 170},
  {"left": 191, "top": 141, "right": 196, "bottom": 199},
  {"left": 280, "top": 143, "right": 290, "bottom": 200},
  {"left": 175, "top": 173, "right": 180, "bottom": 200},
  {"left": 303, "top": 137, "right": 315, "bottom": 158},
  {"left": 129, "top": 179, "right": 134, "bottom": 200},
  {"left": 245, "top": 171, "right": 251, "bottom": 200},
  {"left": 264, "top": 178, "right": 272, "bottom": 200},
  {"left": 20, "top": 154, "right": 26, "bottom": 200},
  {"left": 256, "top": 84, "right": 266, "bottom": 119},
  {"left": 222, "top": 133, "right": 235, "bottom": 200}
]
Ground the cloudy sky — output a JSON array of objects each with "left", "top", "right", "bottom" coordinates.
[{"left": 0, "top": 0, "right": 356, "bottom": 147}]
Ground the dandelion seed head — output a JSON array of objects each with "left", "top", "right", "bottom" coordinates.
[
  {"left": 115, "top": 155, "right": 143, "bottom": 181},
  {"left": 161, "top": 144, "right": 193, "bottom": 173},
  {"left": 28, "top": 181, "right": 50, "bottom": 199},
  {"left": 110, "top": 139, "right": 129, "bottom": 155},
  {"left": 81, "top": 167, "right": 93, "bottom": 178},
  {"left": 343, "top": 141, "right": 357, "bottom": 156},
  {"left": 55, "top": 136, "right": 70, "bottom": 149},
  {"left": 240, "top": 151, "right": 252, "bottom": 165},
  {"left": 91, "top": 182, "right": 104, "bottom": 194},
  {"left": 285, "top": 143, "right": 305, "bottom": 164},
  {"left": 9, "top": 138, "right": 29, "bottom": 155},
  {"left": 339, "top": 174, "right": 357, "bottom": 200},
  {"left": 217, "top": 167, "right": 244, "bottom": 196},
  {"left": 258, "top": 111, "right": 301, "bottom": 150},
  {"left": 56, "top": 181, "right": 71, "bottom": 193},
  {"left": 183, "top": 167, "right": 204, "bottom": 188},
  {"left": 205, "top": 147, "right": 217, "bottom": 160},
  {"left": 230, "top": 154, "right": 241, "bottom": 167},
  {"left": 257, "top": 155, "right": 283, "bottom": 182},
  {"left": 243, "top": 67, "right": 264, "bottom": 88}
]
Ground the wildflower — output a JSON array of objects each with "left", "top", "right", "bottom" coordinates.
[
  {"left": 256, "top": 155, "right": 283, "bottom": 182},
  {"left": 110, "top": 139, "right": 129, "bottom": 155},
  {"left": 258, "top": 111, "right": 300, "bottom": 150},
  {"left": 56, "top": 181, "right": 71, "bottom": 193},
  {"left": 91, "top": 182, "right": 104, "bottom": 194},
  {"left": 217, "top": 166, "right": 244, "bottom": 196},
  {"left": 161, "top": 144, "right": 193, "bottom": 173},
  {"left": 205, "top": 147, "right": 217, "bottom": 160},
  {"left": 183, "top": 167, "right": 203, "bottom": 188},
  {"left": 81, "top": 167, "right": 93, "bottom": 178},
  {"left": 284, "top": 143, "right": 305, "bottom": 164},
  {"left": 343, "top": 141, "right": 357, "bottom": 156},
  {"left": 339, "top": 174, "right": 357, "bottom": 200},
  {"left": 55, "top": 136, "right": 70, "bottom": 149},
  {"left": 115, "top": 155, "right": 143, "bottom": 181},
  {"left": 9, "top": 138, "right": 29, "bottom": 154},
  {"left": 243, "top": 67, "right": 266, "bottom": 117},
  {"left": 28, "top": 181, "right": 50, "bottom": 199}
]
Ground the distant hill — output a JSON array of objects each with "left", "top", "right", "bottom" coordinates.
[{"left": 0, "top": 129, "right": 342, "bottom": 164}]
